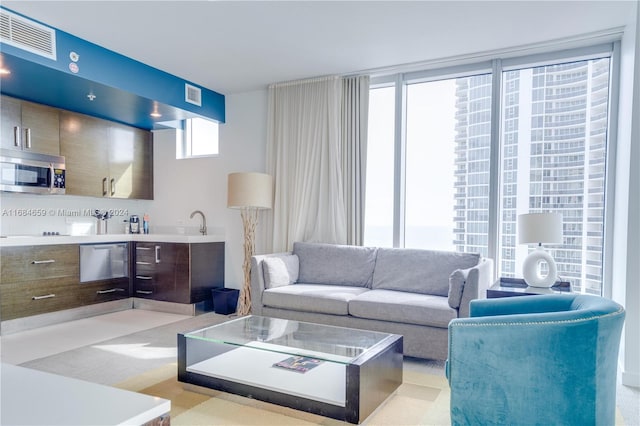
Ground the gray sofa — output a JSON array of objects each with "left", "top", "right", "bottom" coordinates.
[{"left": 250, "top": 242, "right": 493, "bottom": 360}]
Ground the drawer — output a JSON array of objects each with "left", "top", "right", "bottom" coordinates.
[
  {"left": 0, "top": 279, "right": 78, "bottom": 321},
  {"left": 77, "top": 278, "right": 130, "bottom": 306},
  {"left": 1, "top": 245, "right": 79, "bottom": 283}
]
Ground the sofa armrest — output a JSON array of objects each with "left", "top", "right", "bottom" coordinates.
[
  {"left": 250, "top": 252, "right": 291, "bottom": 315},
  {"left": 457, "top": 257, "right": 494, "bottom": 318}
]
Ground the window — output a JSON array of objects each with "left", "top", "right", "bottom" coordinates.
[
  {"left": 364, "top": 86, "right": 395, "bottom": 247},
  {"left": 177, "top": 117, "right": 219, "bottom": 159},
  {"left": 364, "top": 44, "right": 618, "bottom": 295}
]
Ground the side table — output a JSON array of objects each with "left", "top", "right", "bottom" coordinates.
[{"left": 487, "top": 277, "right": 571, "bottom": 298}]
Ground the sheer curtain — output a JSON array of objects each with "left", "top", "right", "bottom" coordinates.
[
  {"left": 342, "top": 76, "right": 369, "bottom": 245},
  {"left": 266, "top": 75, "right": 369, "bottom": 252}
]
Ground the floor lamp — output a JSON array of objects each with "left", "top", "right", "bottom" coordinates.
[{"left": 227, "top": 172, "right": 273, "bottom": 316}]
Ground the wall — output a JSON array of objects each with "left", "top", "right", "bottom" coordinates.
[
  {"left": 0, "top": 191, "right": 152, "bottom": 235},
  {"left": 612, "top": 1, "right": 640, "bottom": 388},
  {"left": 148, "top": 89, "right": 268, "bottom": 290}
]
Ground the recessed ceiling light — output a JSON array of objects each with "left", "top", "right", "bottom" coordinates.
[{"left": 150, "top": 102, "right": 162, "bottom": 118}]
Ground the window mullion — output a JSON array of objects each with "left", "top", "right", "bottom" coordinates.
[
  {"left": 393, "top": 75, "right": 406, "bottom": 248},
  {"left": 488, "top": 59, "right": 503, "bottom": 280}
]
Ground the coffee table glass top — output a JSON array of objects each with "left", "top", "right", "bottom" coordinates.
[{"left": 185, "top": 315, "right": 393, "bottom": 363}]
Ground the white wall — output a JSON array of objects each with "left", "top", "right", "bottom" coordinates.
[
  {"left": 148, "top": 89, "right": 268, "bottom": 290},
  {"left": 0, "top": 191, "right": 152, "bottom": 235},
  {"left": 612, "top": 1, "right": 640, "bottom": 388}
]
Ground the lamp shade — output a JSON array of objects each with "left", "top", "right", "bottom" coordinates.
[
  {"left": 227, "top": 172, "right": 273, "bottom": 209},
  {"left": 518, "top": 212, "right": 563, "bottom": 245}
]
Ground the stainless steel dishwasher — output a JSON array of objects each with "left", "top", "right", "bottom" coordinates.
[{"left": 80, "top": 243, "right": 129, "bottom": 282}]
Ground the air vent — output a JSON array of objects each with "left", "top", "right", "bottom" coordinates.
[
  {"left": 0, "top": 10, "right": 56, "bottom": 60},
  {"left": 185, "top": 83, "right": 202, "bottom": 106}
]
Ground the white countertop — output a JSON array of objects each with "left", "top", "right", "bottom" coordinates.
[
  {"left": 0, "top": 363, "right": 170, "bottom": 425},
  {"left": 0, "top": 233, "right": 225, "bottom": 246}
]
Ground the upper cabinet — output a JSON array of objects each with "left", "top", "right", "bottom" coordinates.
[
  {"left": 60, "top": 111, "right": 153, "bottom": 200},
  {"left": 1, "top": 95, "right": 60, "bottom": 156}
]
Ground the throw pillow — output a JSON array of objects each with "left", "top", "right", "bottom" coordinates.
[
  {"left": 448, "top": 269, "right": 467, "bottom": 309},
  {"left": 262, "top": 255, "right": 299, "bottom": 289}
]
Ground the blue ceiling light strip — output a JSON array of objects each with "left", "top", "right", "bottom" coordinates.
[{"left": 0, "top": 6, "right": 225, "bottom": 129}]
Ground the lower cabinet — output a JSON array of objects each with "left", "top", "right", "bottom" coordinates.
[
  {"left": 0, "top": 240, "right": 225, "bottom": 322},
  {"left": 133, "top": 242, "right": 224, "bottom": 304},
  {"left": 0, "top": 244, "right": 80, "bottom": 321}
]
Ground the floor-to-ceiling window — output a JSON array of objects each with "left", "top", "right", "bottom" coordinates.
[{"left": 364, "top": 44, "right": 618, "bottom": 295}]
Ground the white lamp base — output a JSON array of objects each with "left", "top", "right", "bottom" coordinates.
[{"left": 522, "top": 246, "right": 557, "bottom": 288}]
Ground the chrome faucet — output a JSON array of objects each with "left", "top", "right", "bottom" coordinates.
[{"left": 190, "top": 210, "right": 207, "bottom": 235}]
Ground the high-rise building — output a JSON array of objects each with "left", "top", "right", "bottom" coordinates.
[{"left": 454, "top": 59, "right": 610, "bottom": 294}]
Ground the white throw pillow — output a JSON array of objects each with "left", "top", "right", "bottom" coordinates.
[{"left": 262, "top": 255, "right": 299, "bottom": 289}]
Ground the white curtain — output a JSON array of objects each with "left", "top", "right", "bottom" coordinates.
[
  {"left": 267, "top": 76, "right": 347, "bottom": 252},
  {"left": 266, "top": 75, "right": 370, "bottom": 251},
  {"left": 342, "top": 76, "right": 370, "bottom": 245}
]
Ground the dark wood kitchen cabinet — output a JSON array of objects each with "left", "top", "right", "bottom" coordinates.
[
  {"left": 0, "top": 244, "right": 79, "bottom": 321},
  {"left": 59, "top": 111, "right": 153, "bottom": 200},
  {"left": 1, "top": 95, "right": 61, "bottom": 155},
  {"left": 133, "top": 242, "right": 224, "bottom": 304}
]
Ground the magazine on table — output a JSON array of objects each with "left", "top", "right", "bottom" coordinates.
[{"left": 272, "top": 355, "right": 324, "bottom": 373}]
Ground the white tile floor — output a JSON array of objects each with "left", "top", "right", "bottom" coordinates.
[{"left": 0, "top": 310, "right": 190, "bottom": 365}]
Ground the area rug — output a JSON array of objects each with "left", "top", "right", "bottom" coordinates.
[{"left": 114, "top": 362, "right": 451, "bottom": 425}]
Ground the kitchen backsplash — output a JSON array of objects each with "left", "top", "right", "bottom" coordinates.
[{"left": 0, "top": 192, "right": 152, "bottom": 236}]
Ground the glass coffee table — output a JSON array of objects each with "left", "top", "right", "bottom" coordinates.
[{"left": 178, "top": 315, "right": 403, "bottom": 424}]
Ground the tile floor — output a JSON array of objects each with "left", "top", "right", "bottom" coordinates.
[{"left": 0, "top": 309, "right": 190, "bottom": 365}]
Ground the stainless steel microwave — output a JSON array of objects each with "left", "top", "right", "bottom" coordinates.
[{"left": 0, "top": 149, "right": 66, "bottom": 194}]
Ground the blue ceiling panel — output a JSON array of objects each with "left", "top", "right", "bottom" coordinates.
[{"left": 0, "top": 6, "right": 225, "bottom": 130}]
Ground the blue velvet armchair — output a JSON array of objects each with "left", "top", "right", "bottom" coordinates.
[{"left": 446, "top": 294, "right": 625, "bottom": 426}]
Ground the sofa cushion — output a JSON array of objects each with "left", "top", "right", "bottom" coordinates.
[
  {"left": 262, "top": 255, "right": 299, "bottom": 289},
  {"left": 372, "top": 248, "right": 480, "bottom": 297},
  {"left": 262, "top": 284, "right": 370, "bottom": 315},
  {"left": 349, "top": 289, "right": 457, "bottom": 328},
  {"left": 293, "top": 242, "right": 377, "bottom": 288}
]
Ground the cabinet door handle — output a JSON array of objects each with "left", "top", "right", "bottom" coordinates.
[
  {"left": 49, "top": 163, "right": 55, "bottom": 192},
  {"left": 31, "top": 259, "right": 55, "bottom": 264},
  {"left": 136, "top": 247, "right": 151, "bottom": 251},
  {"left": 102, "top": 177, "right": 108, "bottom": 196},
  {"left": 136, "top": 290, "right": 153, "bottom": 295},
  {"left": 136, "top": 275, "right": 152, "bottom": 280},
  {"left": 155, "top": 245, "right": 161, "bottom": 264},
  {"left": 97, "top": 288, "right": 126, "bottom": 294},
  {"left": 13, "top": 126, "right": 21, "bottom": 147},
  {"left": 136, "top": 261, "right": 151, "bottom": 265},
  {"left": 110, "top": 178, "right": 115, "bottom": 196},
  {"left": 32, "top": 294, "right": 55, "bottom": 300},
  {"left": 24, "top": 128, "right": 32, "bottom": 149}
]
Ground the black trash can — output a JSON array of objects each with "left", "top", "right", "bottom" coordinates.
[{"left": 212, "top": 288, "right": 239, "bottom": 315}]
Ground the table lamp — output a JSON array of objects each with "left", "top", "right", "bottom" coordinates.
[
  {"left": 518, "top": 212, "right": 563, "bottom": 288},
  {"left": 227, "top": 172, "right": 273, "bottom": 315}
]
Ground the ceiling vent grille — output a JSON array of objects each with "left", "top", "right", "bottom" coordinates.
[
  {"left": 185, "top": 83, "right": 202, "bottom": 106},
  {"left": 0, "top": 10, "right": 56, "bottom": 60}
]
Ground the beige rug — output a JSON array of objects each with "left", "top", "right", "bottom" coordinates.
[
  {"left": 114, "top": 363, "right": 451, "bottom": 425},
  {"left": 115, "top": 364, "right": 626, "bottom": 425}
]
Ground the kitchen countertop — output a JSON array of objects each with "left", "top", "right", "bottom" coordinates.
[
  {"left": 0, "top": 233, "right": 225, "bottom": 246},
  {"left": 1, "top": 363, "right": 170, "bottom": 425}
]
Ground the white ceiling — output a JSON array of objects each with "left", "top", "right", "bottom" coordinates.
[{"left": 3, "top": 1, "right": 637, "bottom": 95}]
